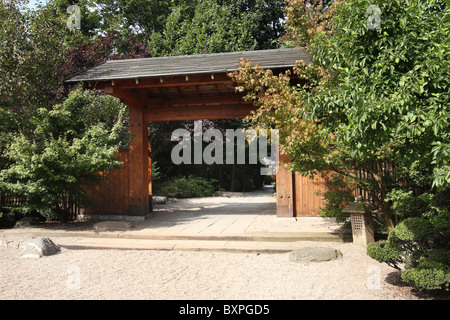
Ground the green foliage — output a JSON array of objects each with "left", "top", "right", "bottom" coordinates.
[
  {"left": 0, "top": 207, "right": 22, "bottom": 228},
  {"left": 149, "top": 119, "right": 269, "bottom": 193},
  {"left": 148, "top": 0, "right": 284, "bottom": 56},
  {"left": 233, "top": 0, "right": 449, "bottom": 232},
  {"left": 388, "top": 217, "right": 435, "bottom": 244},
  {"left": 0, "top": 87, "right": 127, "bottom": 221},
  {"left": 318, "top": 174, "right": 355, "bottom": 223},
  {"left": 308, "top": 0, "right": 449, "bottom": 190},
  {"left": 368, "top": 181, "right": 450, "bottom": 291},
  {"left": 367, "top": 216, "right": 450, "bottom": 291},
  {"left": 366, "top": 241, "right": 401, "bottom": 268},
  {"left": 401, "top": 262, "right": 450, "bottom": 291},
  {"left": 0, "top": 0, "right": 68, "bottom": 172},
  {"left": 154, "top": 176, "right": 217, "bottom": 199},
  {"left": 0, "top": 0, "right": 67, "bottom": 118},
  {"left": 386, "top": 189, "right": 431, "bottom": 219}
]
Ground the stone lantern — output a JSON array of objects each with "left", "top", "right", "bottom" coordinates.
[{"left": 342, "top": 196, "right": 376, "bottom": 247}]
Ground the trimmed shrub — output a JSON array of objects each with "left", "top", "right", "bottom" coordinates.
[
  {"left": 367, "top": 217, "right": 450, "bottom": 291},
  {"left": 388, "top": 217, "right": 435, "bottom": 244},
  {"left": 155, "top": 176, "right": 216, "bottom": 198},
  {"left": 401, "top": 261, "right": 450, "bottom": 291},
  {"left": 366, "top": 241, "right": 401, "bottom": 268}
]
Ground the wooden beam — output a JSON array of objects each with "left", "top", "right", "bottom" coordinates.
[
  {"left": 110, "top": 73, "right": 234, "bottom": 89},
  {"left": 144, "top": 104, "right": 256, "bottom": 122},
  {"left": 147, "top": 93, "right": 248, "bottom": 107},
  {"left": 103, "top": 85, "right": 141, "bottom": 105}
]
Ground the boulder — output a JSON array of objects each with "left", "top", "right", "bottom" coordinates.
[
  {"left": 14, "top": 217, "right": 41, "bottom": 229},
  {"left": 152, "top": 196, "right": 167, "bottom": 204},
  {"left": 20, "top": 237, "right": 60, "bottom": 259},
  {"left": 289, "top": 247, "right": 343, "bottom": 263}
]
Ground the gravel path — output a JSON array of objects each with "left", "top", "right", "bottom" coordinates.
[{"left": 0, "top": 236, "right": 420, "bottom": 300}]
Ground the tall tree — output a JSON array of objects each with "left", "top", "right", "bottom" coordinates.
[
  {"left": 0, "top": 0, "right": 131, "bottom": 220},
  {"left": 0, "top": 0, "right": 68, "bottom": 176},
  {"left": 148, "top": 0, "right": 286, "bottom": 56},
  {"left": 231, "top": 0, "right": 449, "bottom": 230}
]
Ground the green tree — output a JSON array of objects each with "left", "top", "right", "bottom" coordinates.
[
  {"left": 148, "top": 0, "right": 285, "bottom": 56},
  {"left": 232, "top": 0, "right": 449, "bottom": 231},
  {"left": 83, "top": 0, "right": 179, "bottom": 36},
  {"left": 0, "top": 87, "right": 128, "bottom": 221},
  {"left": 0, "top": 0, "right": 69, "bottom": 176},
  {"left": 0, "top": 0, "right": 67, "bottom": 121}
]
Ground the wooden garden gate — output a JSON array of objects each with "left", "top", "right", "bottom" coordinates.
[{"left": 65, "top": 48, "right": 325, "bottom": 219}]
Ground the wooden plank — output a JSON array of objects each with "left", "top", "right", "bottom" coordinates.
[
  {"left": 294, "top": 172, "right": 325, "bottom": 217},
  {"left": 148, "top": 93, "right": 247, "bottom": 106},
  {"left": 83, "top": 148, "right": 130, "bottom": 216},
  {"left": 144, "top": 104, "right": 256, "bottom": 122},
  {"left": 104, "top": 73, "right": 234, "bottom": 89}
]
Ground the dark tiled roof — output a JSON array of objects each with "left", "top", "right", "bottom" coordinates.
[{"left": 64, "top": 48, "right": 310, "bottom": 83}]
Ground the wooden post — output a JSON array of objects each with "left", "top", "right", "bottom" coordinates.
[
  {"left": 124, "top": 89, "right": 150, "bottom": 216},
  {"left": 276, "top": 152, "right": 295, "bottom": 217},
  {"left": 148, "top": 140, "right": 153, "bottom": 212}
]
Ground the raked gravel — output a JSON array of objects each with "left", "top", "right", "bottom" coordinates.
[{"left": 0, "top": 235, "right": 420, "bottom": 300}]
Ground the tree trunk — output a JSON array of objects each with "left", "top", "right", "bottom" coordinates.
[
  {"left": 382, "top": 202, "right": 395, "bottom": 232},
  {"left": 371, "top": 164, "right": 395, "bottom": 232}
]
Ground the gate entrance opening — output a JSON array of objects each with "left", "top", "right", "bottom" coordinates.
[{"left": 65, "top": 48, "right": 325, "bottom": 220}]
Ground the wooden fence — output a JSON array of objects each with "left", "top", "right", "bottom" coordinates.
[
  {"left": 0, "top": 194, "right": 27, "bottom": 207},
  {"left": 84, "top": 147, "right": 131, "bottom": 216},
  {"left": 0, "top": 148, "right": 132, "bottom": 219}
]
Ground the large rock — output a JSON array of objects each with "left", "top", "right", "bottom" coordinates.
[
  {"left": 152, "top": 196, "right": 167, "bottom": 204},
  {"left": 14, "top": 217, "right": 41, "bottom": 229},
  {"left": 289, "top": 247, "right": 343, "bottom": 263},
  {"left": 20, "top": 237, "right": 60, "bottom": 259}
]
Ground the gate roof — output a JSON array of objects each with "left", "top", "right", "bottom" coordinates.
[{"left": 64, "top": 48, "right": 310, "bottom": 83}]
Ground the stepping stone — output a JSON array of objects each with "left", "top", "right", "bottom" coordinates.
[
  {"left": 214, "top": 191, "right": 244, "bottom": 197},
  {"left": 289, "top": 247, "right": 343, "bottom": 263},
  {"left": 93, "top": 221, "right": 133, "bottom": 231}
]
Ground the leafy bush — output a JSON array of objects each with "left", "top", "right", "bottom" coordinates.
[
  {"left": 388, "top": 218, "right": 435, "bottom": 244},
  {"left": 154, "top": 176, "right": 216, "bottom": 198},
  {"left": 0, "top": 87, "right": 127, "bottom": 222},
  {"left": 318, "top": 174, "right": 355, "bottom": 223},
  {"left": 0, "top": 207, "right": 22, "bottom": 228},
  {"left": 367, "top": 217, "right": 450, "bottom": 291},
  {"left": 401, "top": 262, "right": 450, "bottom": 291},
  {"left": 366, "top": 242, "right": 401, "bottom": 268}
]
